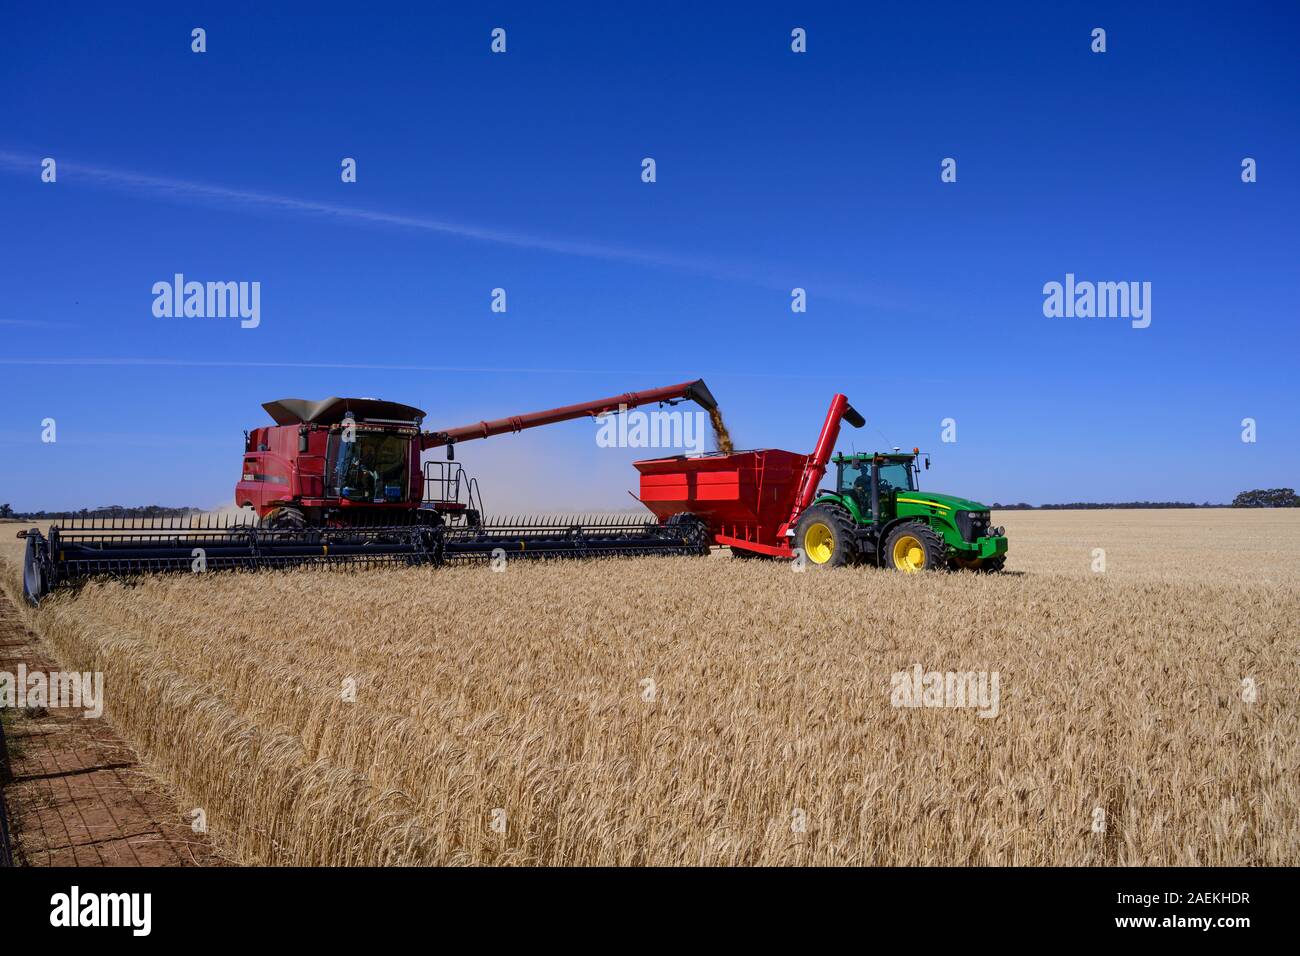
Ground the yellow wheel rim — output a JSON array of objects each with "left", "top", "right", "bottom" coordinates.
[
  {"left": 892, "top": 534, "right": 926, "bottom": 572},
  {"left": 804, "top": 522, "right": 834, "bottom": 564}
]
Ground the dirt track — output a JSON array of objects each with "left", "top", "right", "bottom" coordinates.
[{"left": 0, "top": 586, "right": 226, "bottom": 866}]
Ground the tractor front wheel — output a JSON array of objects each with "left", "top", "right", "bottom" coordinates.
[
  {"left": 884, "top": 522, "right": 946, "bottom": 573},
  {"left": 795, "top": 504, "right": 857, "bottom": 568}
]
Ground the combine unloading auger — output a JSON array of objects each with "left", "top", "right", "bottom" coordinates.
[{"left": 18, "top": 380, "right": 719, "bottom": 604}]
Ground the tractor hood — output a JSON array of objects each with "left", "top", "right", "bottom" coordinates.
[{"left": 898, "top": 491, "right": 990, "bottom": 513}]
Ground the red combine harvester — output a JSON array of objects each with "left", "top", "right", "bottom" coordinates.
[
  {"left": 236, "top": 381, "right": 718, "bottom": 528},
  {"left": 19, "top": 380, "right": 720, "bottom": 602}
]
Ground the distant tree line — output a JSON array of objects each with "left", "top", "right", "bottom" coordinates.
[
  {"left": 1230, "top": 488, "right": 1300, "bottom": 508},
  {"left": 0, "top": 504, "right": 203, "bottom": 520},
  {"left": 989, "top": 501, "right": 1221, "bottom": 510},
  {"left": 989, "top": 488, "right": 1297, "bottom": 509}
]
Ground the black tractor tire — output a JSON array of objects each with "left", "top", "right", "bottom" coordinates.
[
  {"left": 884, "top": 521, "right": 947, "bottom": 573},
  {"left": 265, "top": 506, "right": 307, "bottom": 530},
  {"left": 794, "top": 503, "right": 857, "bottom": 568},
  {"left": 666, "top": 512, "right": 712, "bottom": 556}
]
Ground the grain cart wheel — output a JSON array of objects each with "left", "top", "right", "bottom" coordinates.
[
  {"left": 666, "top": 513, "right": 712, "bottom": 556},
  {"left": 885, "top": 521, "right": 946, "bottom": 573},
  {"left": 794, "top": 504, "right": 857, "bottom": 568}
]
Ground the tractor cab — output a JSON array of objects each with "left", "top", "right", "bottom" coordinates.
[{"left": 831, "top": 451, "right": 926, "bottom": 522}]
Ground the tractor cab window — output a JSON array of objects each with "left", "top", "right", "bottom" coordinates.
[
  {"left": 877, "top": 461, "right": 915, "bottom": 495},
  {"left": 328, "top": 431, "right": 409, "bottom": 502},
  {"left": 838, "top": 460, "right": 873, "bottom": 509}
]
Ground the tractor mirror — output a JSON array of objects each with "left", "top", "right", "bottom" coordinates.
[
  {"left": 925, "top": 456, "right": 931, "bottom": 470},
  {"left": 446, "top": 443, "right": 455, "bottom": 461},
  {"left": 298, "top": 430, "right": 309, "bottom": 453}
]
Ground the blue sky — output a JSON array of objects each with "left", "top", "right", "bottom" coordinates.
[{"left": 1, "top": 2, "right": 1297, "bottom": 511}]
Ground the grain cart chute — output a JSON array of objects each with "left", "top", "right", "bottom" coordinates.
[
  {"left": 19, "top": 380, "right": 720, "bottom": 603},
  {"left": 634, "top": 394, "right": 1008, "bottom": 571}
]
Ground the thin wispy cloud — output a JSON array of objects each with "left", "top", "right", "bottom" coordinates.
[
  {"left": 0, "top": 356, "right": 893, "bottom": 383},
  {"left": 0, "top": 318, "right": 78, "bottom": 328},
  {"left": 0, "top": 150, "right": 898, "bottom": 310}
]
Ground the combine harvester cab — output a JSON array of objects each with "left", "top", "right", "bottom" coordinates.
[
  {"left": 636, "top": 394, "right": 1009, "bottom": 572},
  {"left": 18, "top": 380, "right": 721, "bottom": 604}
]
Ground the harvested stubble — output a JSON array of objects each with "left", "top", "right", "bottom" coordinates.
[{"left": 1, "top": 509, "right": 1297, "bottom": 865}]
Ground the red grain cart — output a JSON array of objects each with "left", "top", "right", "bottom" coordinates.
[{"left": 635, "top": 394, "right": 864, "bottom": 558}]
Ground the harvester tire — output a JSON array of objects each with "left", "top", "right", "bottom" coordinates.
[
  {"left": 885, "top": 521, "right": 947, "bottom": 573},
  {"left": 666, "top": 513, "right": 712, "bottom": 556},
  {"left": 265, "top": 506, "right": 307, "bottom": 530},
  {"left": 22, "top": 534, "right": 49, "bottom": 605},
  {"left": 794, "top": 503, "right": 857, "bottom": 568}
]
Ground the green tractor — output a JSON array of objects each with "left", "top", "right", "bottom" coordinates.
[{"left": 795, "top": 451, "right": 1008, "bottom": 572}]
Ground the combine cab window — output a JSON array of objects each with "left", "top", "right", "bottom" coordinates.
[{"left": 327, "top": 432, "right": 409, "bottom": 502}]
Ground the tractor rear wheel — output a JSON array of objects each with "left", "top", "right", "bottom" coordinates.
[
  {"left": 885, "top": 521, "right": 946, "bottom": 573},
  {"left": 795, "top": 504, "right": 857, "bottom": 568}
]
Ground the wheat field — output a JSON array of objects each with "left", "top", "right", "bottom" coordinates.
[{"left": 2, "top": 509, "right": 1297, "bottom": 865}]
